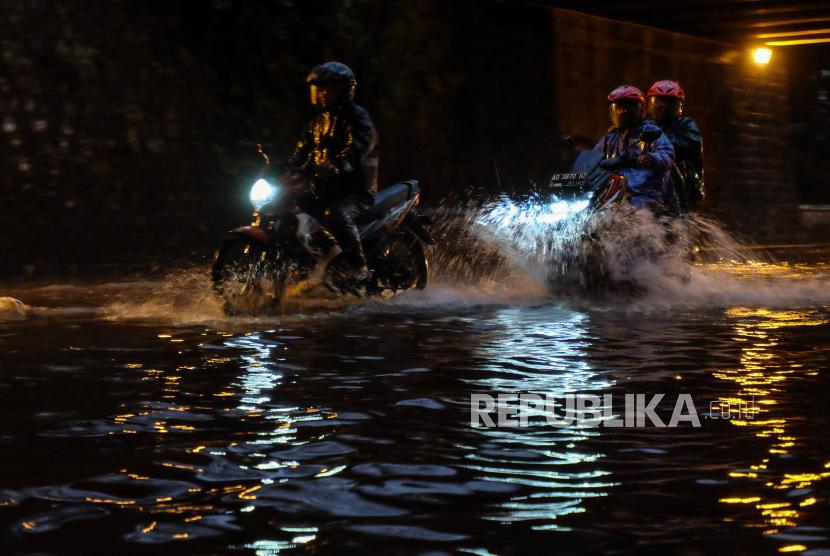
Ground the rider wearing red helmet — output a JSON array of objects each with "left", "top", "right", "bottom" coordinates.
[
  {"left": 647, "top": 80, "right": 704, "bottom": 214},
  {"left": 595, "top": 85, "right": 676, "bottom": 211}
]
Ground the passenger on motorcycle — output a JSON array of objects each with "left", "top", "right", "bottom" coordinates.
[
  {"left": 647, "top": 80, "right": 704, "bottom": 215},
  {"left": 286, "top": 62, "right": 379, "bottom": 283},
  {"left": 595, "top": 85, "right": 675, "bottom": 212}
]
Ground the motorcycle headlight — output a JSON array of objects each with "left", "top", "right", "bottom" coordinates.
[
  {"left": 569, "top": 200, "right": 589, "bottom": 213},
  {"left": 250, "top": 179, "right": 279, "bottom": 210},
  {"left": 539, "top": 199, "right": 589, "bottom": 224}
]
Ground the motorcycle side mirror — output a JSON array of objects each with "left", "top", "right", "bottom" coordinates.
[
  {"left": 600, "top": 156, "right": 621, "bottom": 171},
  {"left": 640, "top": 130, "right": 662, "bottom": 143},
  {"left": 560, "top": 135, "right": 577, "bottom": 149}
]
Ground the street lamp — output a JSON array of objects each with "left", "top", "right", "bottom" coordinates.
[{"left": 755, "top": 48, "right": 772, "bottom": 64}]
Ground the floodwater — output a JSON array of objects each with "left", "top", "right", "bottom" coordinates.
[{"left": 2, "top": 225, "right": 830, "bottom": 555}]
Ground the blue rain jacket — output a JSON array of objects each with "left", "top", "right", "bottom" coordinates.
[{"left": 594, "top": 121, "right": 675, "bottom": 208}]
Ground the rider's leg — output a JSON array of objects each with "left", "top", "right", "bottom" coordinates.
[
  {"left": 630, "top": 195, "right": 666, "bottom": 215},
  {"left": 295, "top": 193, "right": 326, "bottom": 222},
  {"left": 325, "top": 193, "right": 370, "bottom": 272}
]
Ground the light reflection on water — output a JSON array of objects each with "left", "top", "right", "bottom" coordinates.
[
  {"left": 0, "top": 266, "right": 828, "bottom": 554},
  {"left": 463, "top": 308, "right": 613, "bottom": 530},
  {"left": 716, "top": 308, "right": 830, "bottom": 545}
]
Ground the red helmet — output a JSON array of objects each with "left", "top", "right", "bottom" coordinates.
[
  {"left": 608, "top": 85, "right": 646, "bottom": 112},
  {"left": 647, "top": 80, "right": 685, "bottom": 101}
]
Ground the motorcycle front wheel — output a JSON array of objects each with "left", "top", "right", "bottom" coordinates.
[
  {"left": 370, "top": 231, "right": 428, "bottom": 298},
  {"left": 211, "top": 235, "right": 285, "bottom": 315}
]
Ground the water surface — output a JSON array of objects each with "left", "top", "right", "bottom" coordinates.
[{"left": 1, "top": 253, "right": 830, "bottom": 555}]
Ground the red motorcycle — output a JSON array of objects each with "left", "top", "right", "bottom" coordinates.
[{"left": 212, "top": 151, "right": 434, "bottom": 314}]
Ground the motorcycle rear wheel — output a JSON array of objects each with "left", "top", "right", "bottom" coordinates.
[
  {"left": 211, "top": 235, "right": 285, "bottom": 315},
  {"left": 370, "top": 231, "right": 428, "bottom": 298}
]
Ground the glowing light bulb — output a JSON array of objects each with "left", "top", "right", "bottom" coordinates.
[
  {"left": 250, "top": 179, "right": 274, "bottom": 202},
  {"left": 755, "top": 49, "right": 771, "bottom": 64}
]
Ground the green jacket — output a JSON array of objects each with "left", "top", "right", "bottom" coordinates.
[{"left": 652, "top": 116, "right": 704, "bottom": 214}]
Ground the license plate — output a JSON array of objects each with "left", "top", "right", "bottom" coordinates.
[{"left": 549, "top": 173, "right": 587, "bottom": 187}]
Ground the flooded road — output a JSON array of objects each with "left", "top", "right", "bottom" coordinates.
[{"left": 1, "top": 251, "right": 830, "bottom": 555}]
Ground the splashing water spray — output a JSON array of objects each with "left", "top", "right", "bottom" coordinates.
[{"left": 465, "top": 189, "right": 830, "bottom": 310}]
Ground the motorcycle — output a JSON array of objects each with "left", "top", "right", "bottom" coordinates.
[
  {"left": 211, "top": 149, "right": 435, "bottom": 314},
  {"left": 544, "top": 133, "right": 653, "bottom": 294},
  {"left": 546, "top": 132, "right": 665, "bottom": 216},
  {"left": 544, "top": 130, "right": 688, "bottom": 295}
]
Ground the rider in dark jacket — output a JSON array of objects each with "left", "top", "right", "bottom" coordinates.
[
  {"left": 595, "top": 85, "right": 675, "bottom": 211},
  {"left": 287, "top": 62, "right": 379, "bottom": 281},
  {"left": 647, "top": 80, "right": 704, "bottom": 215}
]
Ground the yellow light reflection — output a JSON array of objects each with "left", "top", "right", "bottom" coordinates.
[
  {"left": 86, "top": 498, "right": 135, "bottom": 505},
  {"left": 142, "top": 522, "right": 156, "bottom": 533},
  {"left": 717, "top": 309, "right": 829, "bottom": 531},
  {"left": 239, "top": 485, "right": 262, "bottom": 500},
  {"left": 767, "top": 38, "right": 830, "bottom": 46}
]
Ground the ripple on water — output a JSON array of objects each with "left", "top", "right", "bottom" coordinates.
[
  {"left": 358, "top": 479, "right": 517, "bottom": 498},
  {"left": 348, "top": 524, "right": 469, "bottom": 541},
  {"left": 125, "top": 515, "right": 241, "bottom": 544},
  {"left": 170, "top": 455, "right": 325, "bottom": 482},
  {"left": 11, "top": 507, "right": 108, "bottom": 534},
  {"left": 228, "top": 477, "right": 409, "bottom": 516},
  {"left": 395, "top": 398, "right": 447, "bottom": 409},
  {"left": 352, "top": 463, "right": 457, "bottom": 477},
  {"left": 23, "top": 474, "right": 201, "bottom": 506},
  {"left": 269, "top": 441, "right": 357, "bottom": 460}
]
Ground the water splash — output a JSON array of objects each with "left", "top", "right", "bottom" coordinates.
[
  {"left": 5, "top": 197, "right": 830, "bottom": 324},
  {"left": 105, "top": 266, "right": 227, "bottom": 323},
  {"left": 469, "top": 194, "right": 830, "bottom": 311}
]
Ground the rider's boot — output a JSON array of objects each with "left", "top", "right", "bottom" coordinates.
[{"left": 346, "top": 245, "right": 371, "bottom": 286}]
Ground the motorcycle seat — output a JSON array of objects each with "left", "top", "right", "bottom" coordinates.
[{"left": 363, "top": 181, "right": 417, "bottom": 217}]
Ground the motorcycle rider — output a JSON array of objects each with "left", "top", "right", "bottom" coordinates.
[
  {"left": 286, "top": 62, "right": 378, "bottom": 283},
  {"left": 647, "top": 80, "right": 704, "bottom": 214},
  {"left": 595, "top": 85, "right": 675, "bottom": 212}
]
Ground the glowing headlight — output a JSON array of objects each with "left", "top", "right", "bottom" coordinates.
[
  {"left": 551, "top": 200, "right": 568, "bottom": 216},
  {"left": 250, "top": 179, "right": 278, "bottom": 210},
  {"left": 569, "top": 200, "right": 589, "bottom": 212},
  {"left": 538, "top": 199, "right": 590, "bottom": 223}
]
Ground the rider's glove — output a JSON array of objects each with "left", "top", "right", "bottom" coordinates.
[
  {"left": 636, "top": 154, "right": 654, "bottom": 166},
  {"left": 316, "top": 162, "right": 340, "bottom": 177}
]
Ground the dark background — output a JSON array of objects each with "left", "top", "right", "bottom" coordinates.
[
  {"left": 0, "top": 0, "right": 826, "bottom": 267},
  {"left": 0, "top": 0, "right": 563, "bottom": 266}
]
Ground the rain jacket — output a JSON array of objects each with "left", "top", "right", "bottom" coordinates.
[
  {"left": 594, "top": 120, "right": 675, "bottom": 209},
  {"left": 652, "top": 116, "right": 704, "bottom": 213},
  {"left": 287, "top": 101, "right": 378, "bottom": 205}
]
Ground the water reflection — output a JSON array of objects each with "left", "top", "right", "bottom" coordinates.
[
  {"left": 3, "top": 288, "right": 830, "bottom": 554},
  {"left": 718, "top": 308, "right": 830, "bottom": 543},
  {"left": 465, "top": 307, "right": 613, "bottom": 530}
]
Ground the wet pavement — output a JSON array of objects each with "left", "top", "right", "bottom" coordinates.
[{"left": 1, "top": 252, "right": 830, "bottom": 555}]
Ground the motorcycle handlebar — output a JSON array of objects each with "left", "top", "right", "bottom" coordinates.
[
  {"left": 279, "top": 169, "right": 308, "bottom": 191},
  {"left": 599, "top": 155, "right": 648, "bottom": 171}
]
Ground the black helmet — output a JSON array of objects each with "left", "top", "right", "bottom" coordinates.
[{"left": 307, "top": 62, "right": 356, "bottom": 102}]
